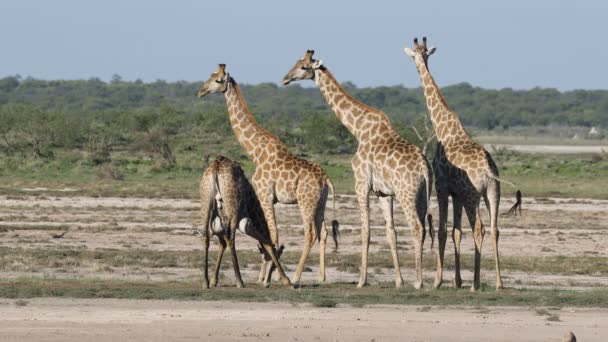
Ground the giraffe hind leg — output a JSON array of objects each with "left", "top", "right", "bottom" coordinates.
[
  {"left": 379, "top": 195, "right": 404, "bottom": 288},
  {"left": 485, "top": 182, "right": 503, "bottom": 290}
]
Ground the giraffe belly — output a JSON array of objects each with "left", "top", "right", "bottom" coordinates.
[{"left": 372, "top": 176, "right": 394, "bottom": 197}]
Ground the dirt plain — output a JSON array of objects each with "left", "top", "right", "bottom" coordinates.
[{"left": 0, "top": 192, "right": 607, "bottom": 340}]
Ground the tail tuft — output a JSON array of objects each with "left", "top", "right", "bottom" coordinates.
[
  {"left": 331, "top": 220, "right": 340, "bottom": 250},
  {"left": 502, "top": 190, "right": 522, "bottom": 217}
]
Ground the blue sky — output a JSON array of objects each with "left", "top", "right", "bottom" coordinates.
[{"left": 1, "top": 0, "right": 606, "bottom": 90}]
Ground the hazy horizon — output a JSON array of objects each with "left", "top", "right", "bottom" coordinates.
[{"left": 1, "top": 1, "right": 606, "bottom": 91}]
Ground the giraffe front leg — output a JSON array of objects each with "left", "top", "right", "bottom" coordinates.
[
  {"left": 201, "top": 229, "right": 210, "bottom": 289},
  {"left": 355, "top": 182, "right": 371, "bottom": 288},
  {"left": 452, "top": 200, "right": 464, "bottom": 289},
  {"left": 261, "top": 243, "right": 292, "bottom": 288},
  {"left": 466, "top": 205, "right": 485, "bottom": 292},
  {"left": 378, "top": 195, "right": 403, "bottom": 288},
  {"left": 434, "top": 189, "right": 449, "bottom": 289},
  {"left": 291, "top": 218, "right": 315, "bottom": 285}
]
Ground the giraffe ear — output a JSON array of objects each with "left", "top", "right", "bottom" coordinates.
[
  {"left": 404, "top": 47, "right": 415, "bottom": 57},
  {"left": 312, "top": 59, "right": 323, "bottom": 69},
  {"left": 427, "top": 47, "right": 436, "bottom": 56}
]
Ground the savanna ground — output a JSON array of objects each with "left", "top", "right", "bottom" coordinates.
[{"left": 1, "top": 143, "right": 608, "bottom": 341}]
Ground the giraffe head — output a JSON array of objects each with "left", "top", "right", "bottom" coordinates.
[
  {"left": 197, "top": 64, "right": 230, "bottom": 97},
  {"left": 281, "top": 50, "right": 324, "bottom": 85},
  {"left": 404, "top": 37, "right": 436, "bottom": 69}
]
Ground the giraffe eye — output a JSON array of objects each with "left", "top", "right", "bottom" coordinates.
[
  {"left": 301, "top": 66, "right": 310, "bottom": 70},
  {"left": 215, "top": 79, "right": 224, "bottom": 84}
]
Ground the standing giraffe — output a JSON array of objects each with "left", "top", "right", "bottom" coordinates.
[
  {"left": 198, "top": 64, "right": 339, "bottom": 286},
  {"left": 282, "top": 51, "right": 433, "bottom": 289},
  {"left": 404, "top": 37, "right": 510, "bottom": 290},
  {"left": 199, "top": 156, "right": 289, "bottom": 288}
]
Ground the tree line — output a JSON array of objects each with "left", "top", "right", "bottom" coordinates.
[{"left": 0, "top": 75, "right": 606, "bottom": 162}]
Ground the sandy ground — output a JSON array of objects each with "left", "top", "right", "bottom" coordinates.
[
  {"left": 0, "top": 298, "right": 606, "bottom": 342},
  {"left": 1, "top": 193, "right": 607, "bottom": 341},
  {"left": 483, "top": 143, "right": 608, "bottom": 154},
  {"left": 1, "top": 194, "right": 607, "bottom": 288}
]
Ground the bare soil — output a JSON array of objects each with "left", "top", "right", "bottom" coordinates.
[
  {"left": 0, "top": 298, "right": 606, "bottom": 342},
  {"left": 1, "top": 193, "right": 607, "bottom": 340}
]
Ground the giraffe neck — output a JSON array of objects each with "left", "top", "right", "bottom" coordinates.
[
  {"left": 416, "top": 61, "right": 467, "bottom": 143},
  {"left": 224, "top": 78, "right": 276, "bottom": 160},
  {"left": 314, "top": 68, "right": 393, "bottom": 142}
]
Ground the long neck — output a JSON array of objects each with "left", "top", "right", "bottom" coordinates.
[
  {"left": 224, "top": 78, "right": 277, "bottom": 159},
  {"left": 314, "top": 68, "right": 393, "bottom": 141},
  {"left": 416, "top": 60, "right": 467, "bottom": 143}
]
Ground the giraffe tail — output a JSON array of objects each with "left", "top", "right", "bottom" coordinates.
[
  {"left": 502, "top": 190, "right": 523, "bottom": 217},
  {"left": 200, "top": 165, "right": 220, "bottom": 238},
  {"left": 486, "top": 173, "right": 523, "bottom": 217},
  {"left": 325, "top": 176, "right": 340, "bottom": 250},
  {"left": 423, "top": 168, "right": 434, "bottom": 250}
]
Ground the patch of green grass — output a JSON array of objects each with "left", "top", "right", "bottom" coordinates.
[
  {"left": 1, "top": 277, "right": 607, "bottom": 308},
  {"left": 1, "top": 247, "right": 607, "bottom": 276},
  {"left": 2, "top": 149, "right": 608, "bottom": 199}
]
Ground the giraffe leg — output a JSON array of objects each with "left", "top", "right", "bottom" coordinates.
[
  {"left": 257, "top": 255, "right": 267, "bottom": 283},
  {"left": 316, "top": 188, "right": 330, "bottom": 283},
  {"left": 201, "top": 228, "right": 210, "bottom": 289},
  {"left": 227, "top": 222, "right": 244, "bottom": 288},
  {"left": 318, "top": 220, "right": 329, "bottom": 283},
  {"left": 355, "top": 182, "right": 371, "bottom": 288},
  {"left": 397, "top": 192, "right": 426, "bottom": 290},
  {"left": 261, "top": 243, "right": 292, "bottom": 288},
  {"left": 452, "top": 199, "right": 464, "bottom": 288},
  {"left": 378, "top": 195, "right": 404, "bottom": 288},
  {"left": 256, "top": 190, "right": 279, "bottom": 285},
  {"left": 291, "top": 216, "right": 315, "bottom": 285},
  {"left": 434, "top": 189, "right": 449, "bottom": 289},
  {"left": 210, "top": 236, "right": 227, "bottom": 288},
  {"left": 465, "top": 203, "right": 484, "bottom": 291},
  {"left": 485, "top": 180, "right": 503, "bottom": 290}
]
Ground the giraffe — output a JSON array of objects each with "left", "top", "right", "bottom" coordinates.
[
  {"left": 404, "top": 36, "right": 510, "bottom": 290},
  {"left": 199, "top": 155, "right": 290, "bottom": 288},
  {"left": 282, "top": 51, "right": 434, "bottom": 289},
  {"left": 198, "top": 64, "right": 339, "bottom": 286}
]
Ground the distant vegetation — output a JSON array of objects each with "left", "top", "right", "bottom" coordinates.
[
  {"left": 1, "top": 75, "right": 607, "bottom": 159},
  {"left": 1, "top": 75, "right": 607, "bottom": 199}
]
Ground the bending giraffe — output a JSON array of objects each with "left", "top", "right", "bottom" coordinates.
[
  {"left": 199, "top": 156, "right": 290, "bottom": 288},
  {"left": 198, "top": 65, "right": 339, "bottom": 286},
  {"left": 404, "top": 37, "right": 519, "bottom": 290},
  {"left": 282, "top": 51, "right": 433, "bottom": 289}
]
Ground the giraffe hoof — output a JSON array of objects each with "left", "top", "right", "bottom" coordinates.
[
  {"left": 413, "top": 280, "right": 422, "bottom": 290},
  {"left": 280, "top": 276, "right": 292, "bottom": 287},
  {"left": 453, "top": 278, "right": 462, "bottom": 288},
  {"left": 496, "top": 282, "right": 503, "bottom": 290},
  {"left": 262, "top": 281, "right": 270, "bottom": 288},
  {"left": 236, "top": 282, "right": 245, "bottom": 289},
  {"left": 470, "top": 285, "right": 480, "bottom": 292},
  {"left": 433, "top": 279, "right": 443, "bottom": 289},
  {"left": 356, "top": 280, "right": 366, "bottom": 288}
]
